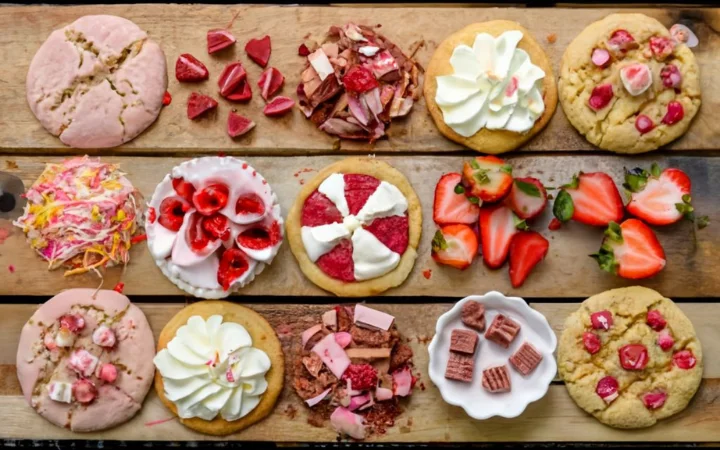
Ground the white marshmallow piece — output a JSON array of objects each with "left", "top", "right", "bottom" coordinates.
[{"left": 47, "top": 381, "right": 73, "bottom": 403}]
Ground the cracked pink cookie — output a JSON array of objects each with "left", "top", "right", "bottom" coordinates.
[
  {"left": 16, "top": 288, "right": 155, "bottom": 432},
  {"left": 26, "top": 15, "right": 168, "bottom": 148}
]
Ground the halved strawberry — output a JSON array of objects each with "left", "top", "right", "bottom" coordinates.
[
  {"left": 508, "top": 231, "right": 549, "bottom": 288},
  {"left": 158, "top": 196, "right": 191, "bottom": 232},
  {"left": 505, "top": 177, "right": 547, "bottom": 220},
  {"left": 553, "top": 172, "right": 624, "bottom": 226},
  {"left": 172, "top": 177, "right": 196, "bottom": 203},
  {"left": 624, "top": 164, "right": 693, "bottom": 226},
  {"left": 176, "top": 54, "right": 209, "bottom": 82},
  {"left": 431, "top": 224, "right": 478, "bottom": 270},
  {"left": 461, "top": 156, "right": 513, "bottom": 203},
  {"left": 592, "top": 219, "right": 666, "bottom": 280},
  {"left": 433, "top": 173, "right": 480, "bottom": 225},
  {"left": 187, "top": 93, "right": 218, "bottom": 120},
  {"left": 218, "top": 62, "right": 247, "bottom": 97},
  {"left": 207, "top": 29, "right": 236, "bottom": 54},
  {"left": 192, "top": 183, "right": 229, "bottom": 216},
  {"left": 479, "top": 205, "right": 525, "bottom": 269}
]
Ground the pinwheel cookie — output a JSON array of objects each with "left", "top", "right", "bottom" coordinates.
[
  {"left": 286, "top": 157, "right": 421, "bottom": 297},
  {"left": 424, "top": 21, "right": 557, "bottom": 154}
]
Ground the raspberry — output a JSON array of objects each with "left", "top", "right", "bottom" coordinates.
[
  {"left": 342, "top": 364, "right": 378, "bottom": 391},
  {"left": 646, "top": 310, "right": 667, "bottom": 331},
  {"left": 237, "top": 221, "right": 281, "bottom": 250},
  {"left": 236, "top": 193, "right": 265, "bottom": 216},
  {"left": 217, "top": 248, "right": 250, "bottom": 291},
  {"left": 202, "top": 214, "right": 231, "bottom": 241},
  {"left": 158, "top": 196, "right": 190, "bottom": 232}
]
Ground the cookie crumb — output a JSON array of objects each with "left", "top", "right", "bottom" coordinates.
[{"left": 547, "top": 33, "right": 557, "bottom": 44}]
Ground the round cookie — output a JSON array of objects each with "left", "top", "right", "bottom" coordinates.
[
  {"left": 558, "top": 286, "right": 703, "bottom": 429},
  {"left": 559, "top": 13, "right": 701, "bottom": 153},
  {"left": 286, "top": 157, "right": 422, "bottom": 297},
  {"left": 424, "top": 21, "right": 557, "bottom": 154},
  {"left": 16, "top": 289, "right": 156, "bottom": 432},
  {"left": 154, "top": 301, "right": 284, "bottom": 436},
  {"left": 26, "top": 15, "right": 168, "bottom": 148}
]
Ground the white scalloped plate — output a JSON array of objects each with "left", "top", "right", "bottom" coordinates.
[{"left": 428, "top": 291, "right": 557, "bottom": 420}]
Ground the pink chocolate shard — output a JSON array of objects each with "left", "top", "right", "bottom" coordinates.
[
  {"left": 323, "top": 309, "right": 338, "bottom": 330},
  {"left": 354, "top": 304, "right": 394, "bottom": 331},
  {"left": 305, "top": 387, "right": 332, "bottom": 407},
  {"left": 445, "top": 352, "right": 474, "bottom": 383},
  {"left": 330, "top": 406, "right": 366, "bottom": 439},
  {"left": 375, "top": 386, "right": 393, "bottom": 401},
  {"left": 485, "top": 314, "right": 521, "bottom": 349},
  {"left": 311, "top": 333, "right": 351, "bottom": 378},
  {"left": 449, "top": 329, "right": 478, "bottom": 355},
  {"left": 392, "top": 366, "right": 413, "bottom": 397},
  {"left": 345, "top": 347, "right": 391, "bottom": 360},
  {"left": 461, "top": 301, "right": 486, "bottom": 332},
  {"left": 348, "top": 393, "right": 372, "bottom": 411},
  {"left": 482, "top": 365, "right": 512, "bottom": 393},
  {"left": 301, "top": 324, "right": 323, "bottom": 348},
  {"left": 509, "top": 341, "right": 543, "bottom": 376}
]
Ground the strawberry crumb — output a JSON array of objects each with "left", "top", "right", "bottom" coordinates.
[
  {"left": 419, "top": 382, "right": 426, "bottom": 391},
  {"left": 113, "top": 282, "right": 125, "bottom": 294},
  {"left": 422, "top": 269, "right": 432, "bottom": 279},
  {"left": 0, "top": 228, "right": 9, "bottom": 245},
  {"left": 147, "top": 207, "right": 157, "bottom": 224},
  {"left": 242, "top": 163, "right": 248, "bottom": 169},
  {"left": 547, "top": 33, "right": 557, "bottom": 44},
  {"left": 299, "top": 179, "right": 305, "bottom": 185},
  {"left": 8, "top": 265, "right": 15, "bottom": 273},
  {"left": 162, "top": 91, "right": 172, "bottom": 106},
  {"left": 130, "top": 234, "right": 147, "bottom": 244}
]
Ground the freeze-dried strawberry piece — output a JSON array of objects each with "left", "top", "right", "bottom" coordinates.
[
  {"left": 635, "top": 115, "right": 655, "bottom": 134},
  {"left": 158, "top": 196, "right": 190, "bottom": 232},
  {"left": 619, "top": 344, "right": 649, "bottom": 370},
  {"left": 588, "top": 84, "right": 614, "bottom": 110},
  {"left": 236, "top": 193, "right": 265, "bottom": 216},
  {"left": 246, "top": 35, "right": 271, "bottom": 67},
  {"left": 98, "top": 363, "right": 118, "bottom": 383},
  {"left": 673, "top": 350, "right": 697, "bottom": 369},
  {"left": 591, "top": 311, "right": 613, "bottom": 331},
  {"left": 263, "top": 96, "right": 295, "bottom": 116},
  {"left": 237, "top": 221, "right": 281, "bottom": 250},
  {"left": 343, "top": 364, "right": 378, "bottom": 391},
  {"left": 342, "top": 65, "right": 379, "bottom": 94},
  {"left": 176, "top": 53, "right": 209, "bottom": 82},
  {"left": 218, "top": 62, "right": 247, "bottom": 97},
  {"left": 217, "top": 248, "right": 251, "bottom": 290},
  {"left": 227, "top": 80, "right": 252, "bottom": 102},
  {"left": 591, "top": 48, "right": 611, "bottom": 67},
  {"left": 298, "top": 43, "right": 311, "bottom": 56},
  {"left": 92, "top": 325, "right": 116, "bottom": 348},
  {"left": 227, "top": 111, "right": 255, "bottom": 138},
  {"left": 207, "top": 29, "right": 236, "bottom": 54},
  {"left": 172, "top": 177, "right": 196, "bottom": 203},
  {"left": 650, "top": 36, "right": 674, "bottom": 61},
  {"left": 646, "top": 310, "right": 667, "bottom": 331},
  {"left": 642, "top": 391, "right": 667, "bottom": 410},
  {"left": 596, "top": 376, "right": 618, "bottom": 403},
  {"left": 658, "top": 330, "right": 674, "bottom": 351},
  {"left": 193, "top": 183, "right": 229, "bottom": 216},
  {"left": 661, "top": 64, "right": 682, "bottom": 89},
  {"left": 258, "top": 67, "right": 285, "bottom": 101},
  {"left": 59, "top": 314, "right": 85, "bottom": 333},
  {"left": 662, "top": 101, "right": 684, "bottom": 125},
  {"left": 187, "top": 93, "right": 218, "bottom": 120},
  {"left": 202, "top": 214, "right": 231, "bottom": 240},
  {"left": 607, "top": 30, "right": 637, "bottom": 53},
  {"left": 583, "top": 332, "right": 601, "bottom": 354},
  {"left": 72, "top": 379, "right": 97, "bottom": 404}
]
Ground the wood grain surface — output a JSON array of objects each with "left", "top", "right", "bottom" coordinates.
[
  {"left": 1, "top": 302, "right": 718, "bottom": 442},
  {"left": 0, "top": 5, "right": 718, "bottom": 154}
]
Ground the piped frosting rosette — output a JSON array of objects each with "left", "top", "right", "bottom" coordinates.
[{"left": 146, "top": 157, "right": 283, "bottom": 298}]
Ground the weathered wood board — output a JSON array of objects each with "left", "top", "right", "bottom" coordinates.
[
  {"left": 1, "top": 302, "right": 719, "bottom": 442},
  {"left": 0, "top": 154, "right": 717, "bottom": 298},
  {"left": 0, "top": 5, "right": 718, "bottom": 154}
]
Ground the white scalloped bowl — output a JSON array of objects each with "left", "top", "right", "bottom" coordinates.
[{"left": 428, "top": 291, "right": 557, "bottom": 420}]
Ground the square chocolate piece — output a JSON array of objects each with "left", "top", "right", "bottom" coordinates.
[
  {"left": 484, "top": 314, "right": 521, "bottom": 348},
  {"left": 482, "top": 364, "right": 511, "bottom": 393},
  {"left": 461, "top": 300, "right": 486, "bottom": 332},
  {"left": 449, "top": 329, "right": 478, "bottom": 355},
  {"left": 509, "top": 341, "right": 543, "bottom": 376},
  {"left": 445, "top": 352, "right": 474, "bottom": 383}
]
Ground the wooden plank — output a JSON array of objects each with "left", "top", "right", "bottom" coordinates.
[
  {"left": 0, "top": 5, "right": 718, "bottom": 154},
  {"left": 1, "top": 302, "right": 719, "bottom": 442},
  {"left": 1, "top": 154, "right": 717, "bottom": 298}
]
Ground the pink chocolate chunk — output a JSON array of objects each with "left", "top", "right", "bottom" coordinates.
[
  {"left": 445, "top": 352, "right": 475, "bottom": 383},
  {"left": 485, "top": 314, "right": 521, "bottom": 348},
  {"left": 482, "top": 365, "right": 512, "bottom": 393},
  {"left": 461, "top": 301, "right": 486, "bottom": 331},
  {"left": 311, "top": 333, "right": 351, "bottom": 378},
  {"left": 354, "top": 304, "right": 395, "bottom": 331},
  {"left": 449, "top": 329, "right": 478, "bottom": 355},
  {"left": 509, "top": 341, "right": 543, "bottom": 376}
]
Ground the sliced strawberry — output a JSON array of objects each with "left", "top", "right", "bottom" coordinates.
[
  {"left": 158, "top": 196, "right": 191, "bottom": 232},
  {"left": 227, "top": 80, "right": 253, "bottom": 102},
  {"left": 187, "top": 92, "right": 218, "bottom": 120},
  {"left": 583, "top": 332, "right": 601, "bottom": 354},
  {"left": 228, "top": 111, "right": 255, "bottom": 138},
  {"left": 479, "top": 205, "right": 524, "bottom": 269},
  {"left": 238, "top": 221, "right": 281, "bottom": 250},
  {"left": 431, "top": 224, "right": 478, "bottom": 270},
  {"left": 508, "top": 231, "right": 549, "bottom": 288},
  {"left": 258, "top": 67, "right": 285, "bottom": 101},
  {"left": 176, "top": 54, "right": 209, "bottom": 82},
  {"left": 461, "top": 156, "right": 513, "bottom": 203},
  {"left": 263, "top": 96, "right": 295, "bottom": 117},
  {"left": 236, "top": 193, "right": 266, "bottom": 216},
  {"left": 433, "top": 173, "right": 480, "bottom": 225},
  {"left": 505, "top": 177, "right": 547, "bottom": 220},
  {"left": 217, "top": 248, "right": 250, "bottom": 290},
  {"left": 592, "top": 219, "right": 666, "bottom": 279},
  {"left": 625, "top": 164, "right": 692, "bottom": 226},
  {"left": 245, "top": 35, "right": 271, "bottom": 68},
  {"left": 186, "top": 213, "right": 212, "bottom": 251},
  {"left": 553, "top": 172, "right": 624, "bottom": 226},
  {"left": 619, "top": 343, "right": 649, "bottom": 370},
  {"left": 642, "top": 391, "right": 667, "bottom": 410},
  {"left": 672, "top": 350, "right": 697, "bottom": 369},
  {"left": 172, "top": 177, "right": 196, "bottom": 203},
  {"left": 646, "top": 310, "right": 667, "bottom": 331},
  {"left": 192, "top": 183, "right": 229, "bottom": 216},
  {"left": 202, "top": 214, "right": 230, "bottom": 241},
  {"left": 591, "top": 311, "right": 613, "bottom": 331},
  {"left": 207, "top": 29, "right": 236, "bottom": 54},
  {"left": 596, "top": 376, "right": 619, "bottom": 403},
  {"left": 218, "top": 62, "right": 247, "bottom": 97}
]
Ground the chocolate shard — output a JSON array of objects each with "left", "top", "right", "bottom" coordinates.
[
  {"left": 482, "top": 365, "right": 511, "bottom": 393},
  {"left": 449, "top": 329, "right": 478, "bottom": 355},
  {"left": 509, "top": 341, "right": 543, "bottom": 376},
  {"left": 485, "top": 314, "right": 521, "bottom": 349},
  {"left": 461, "top": 301, "right": 486, "bottom": 332},
  {"left": 445, "top": 352, "right": 474, "bottom": 383}
]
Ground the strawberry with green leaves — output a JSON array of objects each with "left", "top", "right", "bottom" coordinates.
[
  {"left": 591, "top": 219, "right": 666, "bottom": 279},
  {"left": 505, "top": 177, "right": 548, "bottom": 220},
  {"left": 553, "top": 172, "right": 624, "bottom": 227},
  {"left": 431, "top": 224, "right": 478, "bottom": 270},
  {"left": 433, "top": 173, "right": 480, "bottom": 225},
  {"left": 461, "top": 156, "right": 513, "bottom": 204}
]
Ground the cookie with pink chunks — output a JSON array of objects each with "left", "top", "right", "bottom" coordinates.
[
  {"left": 26, "top": 15, "right": 167, "bottom": 148},
  {"left": 16, "top": 288, "right": 155, "bottom": 432}
]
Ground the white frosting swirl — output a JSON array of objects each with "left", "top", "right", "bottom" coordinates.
[
  {"left": 435, "top": 30, "right": 546, "bottom": 136},
  {"left": 153, "top": 315, "right": 271, "bottom": 422}
]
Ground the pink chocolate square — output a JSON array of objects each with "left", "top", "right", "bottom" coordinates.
[{"left": 450, "top": 329, "right": 478, "bottom": 355}]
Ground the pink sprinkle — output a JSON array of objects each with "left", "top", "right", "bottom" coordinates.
[
  {"left": 8, "top": 265, "right": 15, "bottom": 273},
  {"left": 144, "top": 417, "right": 176, "bottom": 427}
]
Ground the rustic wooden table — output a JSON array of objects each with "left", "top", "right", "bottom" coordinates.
[{"left": 0, "top": 2, "right": 718, "bottom": 447}]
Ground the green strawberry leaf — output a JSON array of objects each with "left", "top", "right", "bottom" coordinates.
[
  {"left": 650, "top": 162, "right": 661, "bottom": 178},
  {"left": 468, "top": 196, "right": 480, "bottom": 205},
  {"left": 454, "top": 184, "right": 465, "bottom": 195},
  {"left": 697, "top": 215, "right": 710, "bottom": 229},
  {"left": 431, "top": 230, "right": 448, "bottom": 252},
  {"left": 513, "top": 213, "right": 529, "bottom": 231},
  {"left": 604, "top": 221, "right": 623, "bottom": 243},
  {"left": 514, "top": 180, "right": 541, "bottom": 197},
  {"left": 553, "top": 190, "right": 574, "bottom": 222},
  {"left": 590, "top": 247, "right": 618, "bottom": 274},
  {"left": 500, "top": 165, "right": 513, "bottom": 175},
  {"left": 469, "top": 159, "right": 480, "bottom": 170}
]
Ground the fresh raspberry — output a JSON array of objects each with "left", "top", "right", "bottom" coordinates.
[
  {"left": 590, "top": 311, "right": 613, "bottom": 331},
  {"left": 342, "top": 65, "right": 379, "bottom": 93},
  {"left": 673, "top": 350, "right": 697, "bottom": 370},
  {"left": 236, "top": 193, "right": 265, "bottom": 216},
  {"left": 642, "top": 391, "right": 667, "bottom": 410},
  {"left": 646, "top": 310, "right": 667, "bottom": 331},
  {"left": 72, "top": 379, "right": 97, "bottom": 404},
  {"left": 193, "top": 183, "right": 229, "bottom": 216},
  {"left": 618, "top": 344, "right": 649, "bottom": 370},
  {"left": 217, "top": 248, "right": 250, "bottom": 291},
  {"left": 158, "top": 196, "right": 191, "bottom": 232},
  {"left": 583, "top": 332, "right": 601, "bottom": 354},
  {"left": 59, "top": 314, "right": 85, "bottom": 333},
  {"left": 342, "top": 364, "right": 378, "bottom": 391},
  {"left": 596, "top": 376, "right": 619, "bottom": 403}
]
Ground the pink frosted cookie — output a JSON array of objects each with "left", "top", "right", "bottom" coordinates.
[
  {"left": 146, "top": 157, "right": 284, "bottom": 298},
  {"left": 26, "top": 15, "right": 167, "bottom": 148},
  {"left": 16, "top": 289, "right": 155, "bottom": 432}
]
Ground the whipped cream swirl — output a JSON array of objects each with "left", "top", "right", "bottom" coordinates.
[
  {"left": 435, "top": 30, "right": 546, "bottom": 136},
  {"left": 153, "top": 315, "right": 271, "bottom": 421}
]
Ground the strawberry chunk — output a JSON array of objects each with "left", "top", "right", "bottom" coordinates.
[
  {"left": 162, "top": 91, "right": 172, "bottom": 106},
  {"left": 590, "top": 310, "right": 613, "bottom": 331},
  {"left": 245, "top": 35, "right": 271, "bottom": 68},
  {"left": 588, "top": 84, "right": 614, "bottom": 110},
  {"left": 607, "top": 30, "right": 637, "bottom": 54},
  {"left": 342, "top": 65, "right": 379, "bottom": 94},
  {"left": 187, "top": 93, "right": 218, "bottom": 120},
  {"left": 298, "top": 43, "right": 311, "bottom": 56},
  {"left": 202, "top": 214, "right": 231, "bottom": 240},
  {"left": 461, "top": 156, "right": 513, "bottom": 203},
  {"left": 59, "top": 314, "right": 85, "bottom": 333},
  {"left": 596, "top": 376, "right": 619, "bottom": 403},
  {"left": 618, "top": 343, "right": 649, "bottom": 370},
  {"left": 592, "top": 219, "right": 666, "bottom": 279},
  {"left": 227, "top": 80, "right": 253, "bottom": 102},
  {"left": 193, "top": 183, "right": 229, "bottom": 216},
  {"left": 662, "top": 101, "right": 684, "bottom": 125},
  {"left": 591, "top": 48, "right": 611, "bottom": 67},
  {"left": 660, "top": 64, "right": 682, "bottom": 89},
  {"left": 237, "top": 221, "right": 281, "bottom": 250},
  {"left": 258, "top": 67, "right": 285, "bottom": 101},
  {"left": 583, "top": 332, "right": 601, "bottom": 354},
  {"left": 72, "top": 379, "right": 97, "bottom": 404},
  {"left": 172, "top": 177, "right": 196, "bottom": 203},
  {"left": 658, "top": 330, "right": 675, "bottom": 351},
  {"left": 431, "top": 224, "right": 478, "bottom": 270},
  {"left": 642, "top": 391, "right": 667, "bottom": 410},
  {"left": 646, "top": 310, "right": 667, "bottom": 331},
  {"left": 158, "top": 196, "right": 191, "bottom": 232},
  {"left": 217, "top": 248, "right": 251, "bottom": 290},
  {"left": 263, "top": 96, "right": 296, "bottom": 117},
  {"left": 236, "top": 193, "right": 266, "bottom": 216},
  {"left": 625, "top": 165, "right": 692, "bottom": 225},
  {"left": 508, "top": 231, "right": 549, "bottom": 288},
  {"left": 227, "top": 111, "right": 255, "bottom": 138},
  {"left": 479, "top": 205, "right": 522, "bottom": 269},
  {"left": 649, "top": 36, "right": 674, "bottom": 61},
  {"left": 342, "top": 364, "right": 378, "bottom": 391},
  {"left": 207, "top": 29, "right": 236, "bottom": 54},
  {"left": 548, "top": 218, "right": 562, "bottom": 231},
  {"left": 433, "top": 173, "right": 480, "bottom": 225},
  {"left": 635, "top": 115, "right": 655, "bottom": 134},
  {"left": 553, "top": 172, "right": 624, "bottom": 226},
  {"left": 673, "top": 350, "right": 697, "bottom": 369},
  {"left": 504, "top": 177, "right": 547, "bottom": 220},
  {"left": 218, "top": 62, "right": 247, "bottom": 97},
  {"left": 175, "top": 54, "right": 209, "bottom": 82}
]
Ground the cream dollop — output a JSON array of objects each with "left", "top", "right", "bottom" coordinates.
[
  {"left": 153, "top": 315, "right": 271, "bottom": 422},
  {"left": 435, "top": 30, "right": 546, "bottom": 136}
]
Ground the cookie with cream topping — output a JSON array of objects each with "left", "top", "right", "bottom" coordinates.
[
  {"left": 145, "top": 157, "right": 283, "bottom": 298},
  {"left": 424, "top": 21, "right": 557, "bottom": 154},
  {"left": 153, "top": 301, "right": 284, "bottom": 435},
  {"left": 286, "top": 157, "right": 422, "bottom": 297}
]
